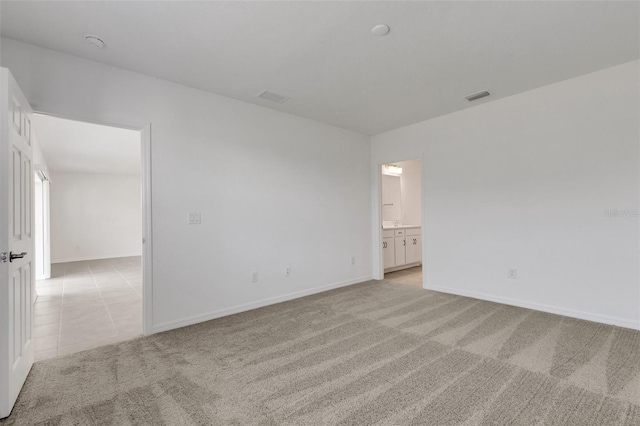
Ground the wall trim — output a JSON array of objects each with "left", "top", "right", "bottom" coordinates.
[
  {"left": 33, "top": 113, "right": 153, "bottom": 337},
  {"left": 153, "top": 275, "right": 373, "bottom": 334},
  {"left": 140, "top": 123, "right": 153, "bottom": 337},
  {"left": 423, "top": 283, "right": 640, "bottom": 331},
  {"left": 51, "top": 253, "right": 142, "bottom": 263}
]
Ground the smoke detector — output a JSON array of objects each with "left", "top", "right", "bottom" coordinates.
[
  {"left": 84, "top": 35, "right": 105, "bottom": 49},
  {"left": 257, "top": 90, "right": 289, "bottom": 104},
  {"left": 465, "top": 90, "right": 491, "bottom": 102},
  {"left": 372, "top": 24, "right": 390, "bottom": 36}
]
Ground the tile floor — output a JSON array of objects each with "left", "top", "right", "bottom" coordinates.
[
  {"left": 384, "top": 265, "right": 422, "bottom": 286},
  {"left": 33, "top": 256, "right": 143, "bottom": 361}
]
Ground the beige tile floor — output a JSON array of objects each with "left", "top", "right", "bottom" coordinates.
[
  {"left": 384, "top": 265, "right": 422, "bottom": 286},
  {"left": 33, "top": 256, "right": 143, "bottom": 361}
]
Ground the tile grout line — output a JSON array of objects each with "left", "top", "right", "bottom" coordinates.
[
  {"left": 33, "top": 269, "right": 63, "bottom": 360},
  {"left": 112, "top": 260, "right": 142, "bottom": 297},
  {"left": 35, "top": 260, "right": 142, "bottom": 359},
  {"left": 107, "top": 259, "right": 143, "bottom": 340},
  {"left": 55, "top": 264, "right": 67, "bottom": 357},
  {"left": 108, "top": 259, "right": 143, "bottom": 339},
  {"left": 87, "top": 262, "right": 120, "bottom": 340}
]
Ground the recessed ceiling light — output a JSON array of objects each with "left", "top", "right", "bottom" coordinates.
[
  {"left": 84, "top": 35, "right": 105, "bottom": 49},
  {"left": 372, "top": 24, "right": 390, "bottom": 37}
]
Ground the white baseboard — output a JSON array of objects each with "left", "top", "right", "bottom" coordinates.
[
  {"left": 51, "top": 253, "right": 142, "bottom": 263},
  {"left": 424, "top": 283, "right": 640, "bottom": 331},
  {"left": 152, "top": 275, "right": 373, "bottom": 334}
]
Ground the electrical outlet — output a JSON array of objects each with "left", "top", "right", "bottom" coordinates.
[
  {"left": 251, "top": 271, "right": 259, "bottom": 283},
  {"left": 188, "top": 212, "right": 201, "bottom": 225},
  {"left": 508, "top": 268, "right": 517, "bottom": 279},
  {"left": 351, "top": 256, "right": 356, "bottom": 266},
  {"left": 285, "top": 267, "right": 291, "bottom": 277}
]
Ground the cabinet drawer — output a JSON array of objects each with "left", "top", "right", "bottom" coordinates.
[
  {"left": 394, "top": 229, "right": 404, "bottom": 237},
  {"left": 406, "top": 227, "right": 421, "bottom": 236},
  {"left": 382, "top": 230, "right": 394, "bottom": 238}
]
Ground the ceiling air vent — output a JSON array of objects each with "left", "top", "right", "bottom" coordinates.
[
  {"left": 465, "top": 90, "right": 491, "bottom": 102},
  {"left": 257, "top": 90, "right": 289, "bottom": 104}
]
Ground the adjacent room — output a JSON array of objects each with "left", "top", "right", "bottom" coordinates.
[
  {"left": 30, "top": 114, "right": 143, "bottom": 360},
  {"left": 0, "top": 1, "right": 638, "bottom": 424}
]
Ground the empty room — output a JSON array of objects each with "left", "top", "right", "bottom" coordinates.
[
  {"left": 0, "top": 1, "right": 638, "bottom": 425},
  {"left": 31, "top": 114, "right": 143, "bottom": 360}
]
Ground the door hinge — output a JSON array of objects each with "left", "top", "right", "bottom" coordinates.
[{"left": 0, "top": 252, "right": 7, "bottom": 263}]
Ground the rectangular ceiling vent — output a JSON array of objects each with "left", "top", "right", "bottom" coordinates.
[
  {"left": 465, "top": 90, "right": 491, "bottom": 102},
  {"left": 257, "top": 90, "right": 289, "bottom": 104}
]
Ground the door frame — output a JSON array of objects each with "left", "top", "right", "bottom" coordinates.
[
  {"left": 33, "top": 172, "right": 50, "bottom": 281},
  {"left": 373, "top": 156, "right": 426, "bottom": 285},
  {"left": 33, "top": 112, "right": 154, "bottom": 335}
]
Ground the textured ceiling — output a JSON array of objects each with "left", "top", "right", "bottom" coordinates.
[
  {"left": 2, "top": 1, "right": 639, "bottom": 135},
  {"left": 33, "top": 114, "right": 140, "bottom": 175}
]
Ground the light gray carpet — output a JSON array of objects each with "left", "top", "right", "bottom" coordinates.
[{"left": 2, "top": 279, "right": 639, "bottom": 425}]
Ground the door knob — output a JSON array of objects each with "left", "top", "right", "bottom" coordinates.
[{"left": 9, "top": 252, "right": 27, "bottom": 262}]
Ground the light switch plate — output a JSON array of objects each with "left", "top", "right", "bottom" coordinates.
[{"left": 188, "top": 212, "right": 201, "bottom": 225}]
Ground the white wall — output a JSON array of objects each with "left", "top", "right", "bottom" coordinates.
[
  {"left": 0, "top": 38, "right": 372, "bottom": 332},
  {"left": 32, "top": 133, "right": 49, "bottom": 175},
  {"left": 372, "top": 61, "right": 640, "bottom": 329},
  {"left": 397, "top": 159, "right": 421, "bottom": 226},
  {"left": 49, "top": 171, "right": 141, "bottom": 263}
]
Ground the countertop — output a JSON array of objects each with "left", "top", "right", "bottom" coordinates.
[{"left": 382, "top": 224, "right": 421, "bottom": 230}]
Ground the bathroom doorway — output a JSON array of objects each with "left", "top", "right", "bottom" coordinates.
[{"left": 380, "top": 159, "right": 423, "bottom": 285}]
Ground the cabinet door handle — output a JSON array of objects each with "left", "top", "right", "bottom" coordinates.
[{"left": 403, "top": 239, "right": 406, "bottom": 246}]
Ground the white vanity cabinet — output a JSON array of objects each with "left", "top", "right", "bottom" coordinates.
[
  {"left": 405, "top": 227, "right": 422, "bottom": 264},
  {"left": 394, "top": 229, "right": 406, "bottom": 265},
  {"left": 382, "top": 234, "right": 396, "bottom": 269},
  {"left": 382, "top": 226, "right": 421, "bottom": 272}
]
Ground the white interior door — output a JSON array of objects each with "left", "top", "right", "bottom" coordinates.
[{"left": 0, "top": 68, "right": 35, "bottom": 419}]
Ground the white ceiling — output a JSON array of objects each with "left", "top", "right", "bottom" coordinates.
[
  {"left": 2, "top": 1, "right": 639, "bottom": 135},
  {"left": 33, "top": 114, "right": 140, "bottom": 175}
]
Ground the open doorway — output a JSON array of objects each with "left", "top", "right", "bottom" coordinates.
[
  {"left": 31, "top": 114, "right": 145, "bottom": 360},
  {"left": 380, "top": 159, "right": 423, "bottom": 286}
]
